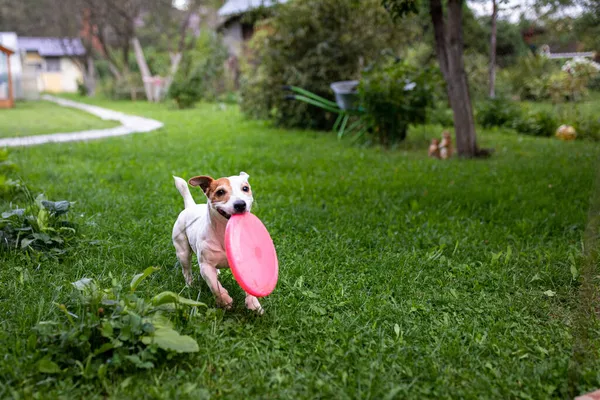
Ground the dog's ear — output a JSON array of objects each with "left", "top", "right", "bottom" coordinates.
[
  {"left": 188, "top": 175, "right": 213, "bottom": 194},
  {"left": 239, "top": 171, "right": 249, "bottom": 180}
]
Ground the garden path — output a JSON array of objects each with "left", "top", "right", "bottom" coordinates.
[{"left": 0, "top": 95, "right": 163, "bottom": 147}]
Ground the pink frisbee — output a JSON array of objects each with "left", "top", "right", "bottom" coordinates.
[{"left": 225, "top": 213, "right": 278, "bottom": 297}]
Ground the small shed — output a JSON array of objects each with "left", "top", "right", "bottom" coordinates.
[{"left": 0, "top": 43, "right": 15, "bottom": 108}]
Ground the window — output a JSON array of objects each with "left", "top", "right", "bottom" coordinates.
[{"left": 46, "top": 57, "right": 61, "bottom": 72}]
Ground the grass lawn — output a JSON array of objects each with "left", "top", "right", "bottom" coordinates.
[
  {"left": 1, "top": 98, "right": 600, "bottom": 399},
  {"left": 0, "top": 100, "right": 120, "bottom": 138}
]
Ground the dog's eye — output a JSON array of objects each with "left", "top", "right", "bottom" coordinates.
[
  {"left": 242, "top": 186, "right": 250, "bottom": 192},
  {"left": 216, "top": 189, "right": 226, "bottom": 196}
]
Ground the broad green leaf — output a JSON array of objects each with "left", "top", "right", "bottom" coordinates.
[
  {"left": 37, "top": 208, "right": 49, "bottom": 231},
  {"left": 149, "top": 313, "right": 174, "bottom": 329},
  {"left": 93, "top": 342, "right": 114, "bottom": 356},
  {"left": 142, "top": 327, "right": 199, "bottom": 353},
  {"left": 100, "top": 321, "right": 114, "bottom": 338},
  {"left": 72, "top": 278, "right": 94, "bottom": 291},
  {"left": 20, "top": 238, "right": 34, "bottom": 249},
  {"left": 130, "top": 266, "right": 160, "bottom": 292},
  {"left": 34, "top": 193, "right": 46, "bottom": 209},
  {"left": 125, "top": 354, "right": 154, "bottom": 369},
  {"left": 1, "top": 208, "right": 24, "bottom": 219},
  {"left": 41, "top": 200, "right": 71, "bottom": 215},
  {"left": 38, "top": 357, "right": 61, "bottom": 374},
  {"left": 151, "top": 291, "right": 206, "bottom": 307}
]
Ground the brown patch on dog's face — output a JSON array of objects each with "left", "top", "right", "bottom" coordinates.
[
  {"left": 189, "top": 175, "right": 213, "bottom": 194},
  {"left": 207, "top": 178, "right": 232, "bottom": 204}
]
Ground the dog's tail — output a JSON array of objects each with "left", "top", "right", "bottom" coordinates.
[{"left": 173, "top": 176, "right": 196, "bottom": 209}]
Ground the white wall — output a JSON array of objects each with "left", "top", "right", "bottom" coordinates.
[
  {"left": 59, "top": 57, "right": 83, "bottom": 92},
  {"left": 0, "top": 32, "right": 24, "bottom": 98},
  {"left": 222, "top": 21, "right": 243, "bottom": 58}
]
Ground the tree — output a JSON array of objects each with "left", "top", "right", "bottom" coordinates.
[
  {"left": 383, "top": 0, "right": 488, "bottom": 157},
  {"left": 489, "top": 0, "right": 497, "bottom": 98}
]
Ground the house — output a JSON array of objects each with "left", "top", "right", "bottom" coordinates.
[
  {"left": 17, "top": 36, "right": 86, "bottom": 93},
  {"left": 0, "top": 32, "right": 25, "bottom": 100},
  {"left": 0, "top": 44, "right": 15, "bottom": 108},
  {"left": 218, "top": 0, "right": 288, "bottom": 58}
]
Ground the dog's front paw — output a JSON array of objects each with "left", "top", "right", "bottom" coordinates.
[
  {"left": 245, "top": 295, "right": 264, "bottom": 315},
  {"left": 183, "top": 273, "right": 193, "bottom": 286},
  {"left": 216, "top": 292, "right": 233, "bottom": 309}
]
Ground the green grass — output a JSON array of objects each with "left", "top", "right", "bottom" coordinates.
[
  {"left": 0, "top": 100, "right": 120, "bottom": 138},
  {"left": 1, "top": 98, "right": 600, "bottom": 399}
]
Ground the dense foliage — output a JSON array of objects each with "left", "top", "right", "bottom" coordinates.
[
  {"left": 239, "top": 0, "right": 412, "bottom": 129},
  {"left": 168, "top": 31, "right": 229, "bottom": 109},
  {"left": 34, "top": 268, "right": 204, "bottom": 380},
  {"left": 359, "top": 60, "right": 437, "bottom": 143},
  {"left": 0, "top": 195, "right": 78, "bottom": 259}
]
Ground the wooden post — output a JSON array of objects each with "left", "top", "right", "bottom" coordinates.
[
  {"left": 7, "top": 52, "right": 14, "bottom": 107},
  {"left": 0, "top": 45, "right": 16, "bottom": 108}
]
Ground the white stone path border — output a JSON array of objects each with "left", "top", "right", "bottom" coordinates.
[{"left": 0, "top": 95, "right": 164, "bottom": 148}]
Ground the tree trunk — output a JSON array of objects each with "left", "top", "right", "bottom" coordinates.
[
  {"left": 85, "top": 55, "right": 96, "bottom": 97},
  {"left": 132, "top": 36, "right": 154, "bottom": 102},
  {"left": 162, "top": 52, "right": 183, "bottom": 101},
  {"left": 489, "top": 0, "right": 497, "bottom": 98},
  {"left": 429, "top": 0, "right": 480, "bottom": 158}
]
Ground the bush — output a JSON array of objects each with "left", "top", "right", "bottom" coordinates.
[
  {"left": 239, "top": 0, "right": 410, "bottom": 129},
  {"left": 548, "top": 58, "right": 600, "bottom": 103},
  {"left": 426, "top": 104, "right": 454, "bottom": 127},
  {"left": 476, "top": 97, "right": 522, "bottom": 128},
  {"left": 358, "top": 61, "right": 437, "bottom": 143},
  {"left": 464, "top": 51, "right": 491, "bottom": 100},
  {"left": 511, "top": 109, "right": 557, "bottom": 137},
  {"left": 506, "top": 55, "right": 559, "bottom": 100},
  {"left": 573, "top": 116, "right": 600, "bottom": 141},
  {"left": 0, "top": 194, "right": 78, "bottom": 259},
  {"left": 169, "top": 31, "right": 229, "bottom": 109},
  {"left": 34, "top": 268, "right": 204, "bottom": 379}
]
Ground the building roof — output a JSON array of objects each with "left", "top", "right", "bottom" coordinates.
[
  {"left": 17, "top": 37, "right": 85, "bottom": 57},
  {"left": 218, "top": 0, "right": 288, "bottom": 18},
  {"left": 0, "top": 44, "right": 14, "bottom": 55}
]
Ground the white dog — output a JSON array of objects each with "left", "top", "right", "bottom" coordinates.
[{"left": 172, "top": 172, "right": 263, "bottom": 313}]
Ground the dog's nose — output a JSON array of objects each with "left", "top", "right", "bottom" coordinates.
[{"left": 233, "top": 200, "right": 247, "bottom": 213}]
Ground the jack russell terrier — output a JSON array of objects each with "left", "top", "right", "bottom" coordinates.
[{"left": 172, "top": 172, "right": 263, "bottom": 314}]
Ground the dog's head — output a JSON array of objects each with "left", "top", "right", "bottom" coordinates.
[{"left": 188, "top": 172, "right": 253, "bottom": 220}]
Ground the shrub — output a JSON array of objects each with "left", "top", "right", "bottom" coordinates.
[
  {"left": 34, "top": 267, "right": 204, "bottom": 379},
  {"left": 573, "top": 116, "right": 600, "bottom": 141},
  {"left": 506, "top": 55, "right": 559, "bottom": 100},
  {"left": 548, "top": 58, "right": 600, "bottom": 103},
  {"left": 426, "top": 103, "right": 454, "bottom": 127},
  {"left": 464, "top": 51, "right": 491, "bottom": 100},
  {"left": 511, "top": 109, "right": 557, "bottom": 137},
  {"left": 475, "top": 97, "right": 522, "bottom": 128},
  {"left": 0, "top": 194, "right": 78, "bottom": 259},
  {"left": 239, "top": 0, "right": 410, "bottom": 129},
  {"left": 358, "top": 61, "right": 437, "bottom": 143},
  {"left": 169, "top": 31, "right": 229, "bottom": 109}
]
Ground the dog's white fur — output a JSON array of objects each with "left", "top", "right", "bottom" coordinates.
[{"left": 172, "top": 172, "right": 263, "bottom": 313}]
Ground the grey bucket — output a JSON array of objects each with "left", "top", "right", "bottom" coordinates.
[{"left": 330, "top": 80, "right": 359, "bottom": 111}]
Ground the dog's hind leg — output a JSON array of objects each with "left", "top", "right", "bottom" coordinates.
[{"left": 173, "top": 230, "right": 193, "bottom": 286}]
